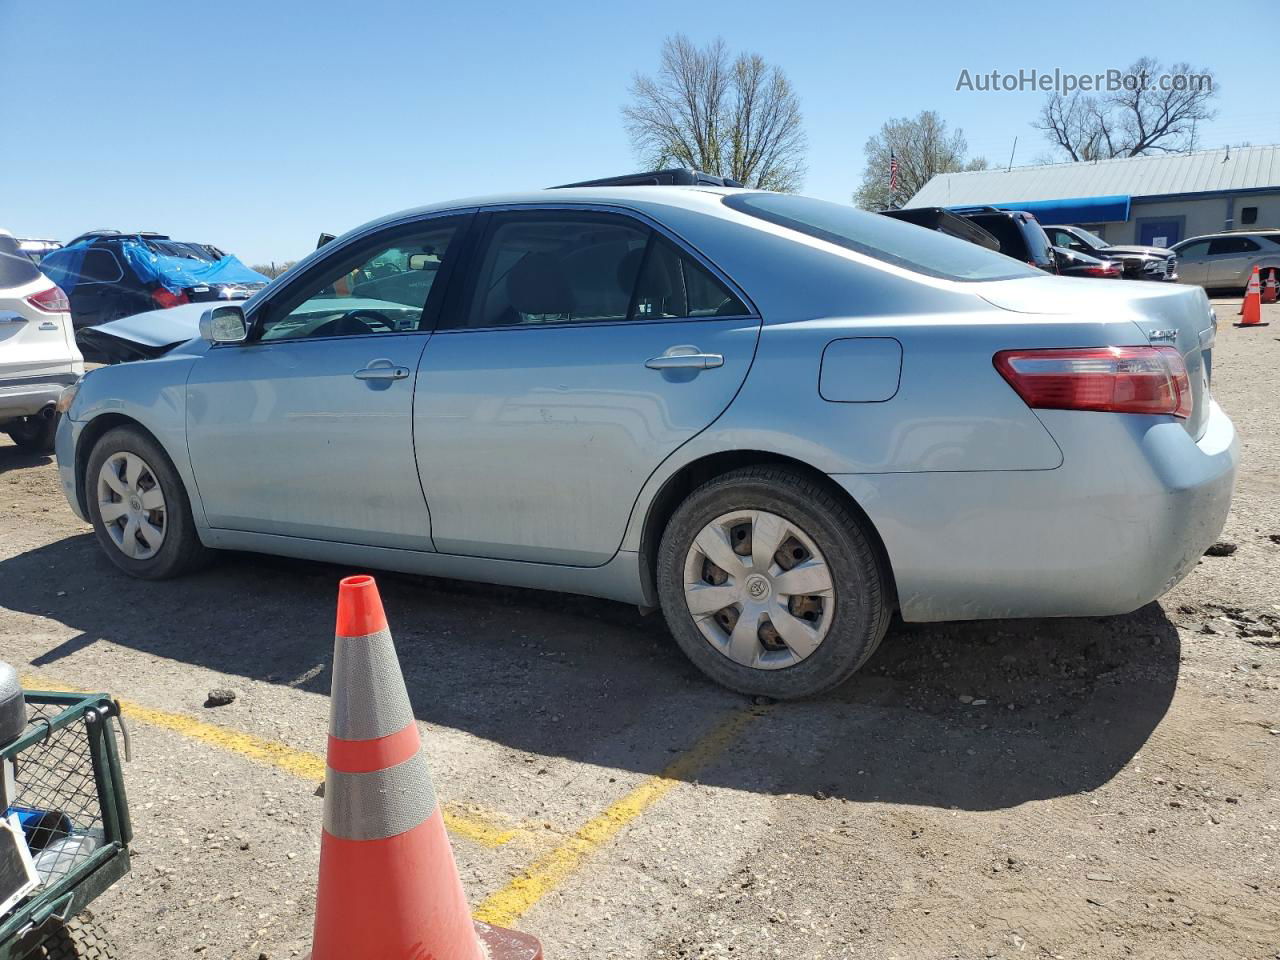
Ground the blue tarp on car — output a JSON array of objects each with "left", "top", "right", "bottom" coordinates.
[{"left": 40, "top": 237, "right": 267, "bottom": 295}]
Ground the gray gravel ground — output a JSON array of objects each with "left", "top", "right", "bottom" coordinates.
[{"left": 0, "top": 296, "right": 1276, "bottom": 959}]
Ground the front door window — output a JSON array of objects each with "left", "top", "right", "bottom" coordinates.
[{"left": 260, "top": 220, "right": 461, "bottom": 341}]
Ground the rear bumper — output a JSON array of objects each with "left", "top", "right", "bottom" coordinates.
[
  {"left": 0, "top": 373, "right": 77, "bottom": 421},
  {"left": 832, "top": 401, "right": 1238, "bottom": 622}
]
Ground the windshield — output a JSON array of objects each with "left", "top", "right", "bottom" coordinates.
[
  {"left": 723, "top": 193, "right": 1037, "bottom": 282},
  {"left": 1074, "top": 227, "right": 1107, "bottom": 247}
]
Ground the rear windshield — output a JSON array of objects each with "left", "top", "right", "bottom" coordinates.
[
  {"left": 0, "top": 235, "right": 43, "bottom": 288},
  {"left": 965, "top": 215, "right": 1024, "bottom": 257},
  {"left": 722, "top": 193, "right": 1037, "bottom": 282}
]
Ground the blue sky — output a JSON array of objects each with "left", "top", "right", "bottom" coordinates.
[{"left": 2, "top": 0, "right": 1273, "bottom": 265}]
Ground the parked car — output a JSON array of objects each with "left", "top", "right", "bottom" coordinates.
[
  {"left": 1042, "top": 225, "right": 1178, "bottom": 281},
  {"left": 878, "top": 207, "right": 1001, "bottom": 250},
  {"left": 947, "top": 207, "right": 1059, "bottom": 272},
  {"left": 53, "top": 179, "right": 1236, "bottom": 699},
  {"left": 37, "top": 231, "right": 268, "bottom": 330},
  {"left": 1052, "top": 245, "right": 1124, "bottom": 279},
  {"left": 1169, "top": 230, "right": 1280, "bottom": 290},
  {"left": 0, "top": 230, "right": 82, "bottom": 452}
]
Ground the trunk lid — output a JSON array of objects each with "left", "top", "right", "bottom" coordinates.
[{"left": 975, "top": 276, "right": 1216, "bottom": 439}]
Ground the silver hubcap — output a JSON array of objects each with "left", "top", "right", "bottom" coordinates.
[
  {"left": 683, "top": 509, "right": 835, "bottom": 670},
  {"left": 96, "top": 452, "right": 166, "bottom": 560}
]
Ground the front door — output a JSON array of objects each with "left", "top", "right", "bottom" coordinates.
[
  {"left": 1172, "top": 239, "right": 1210, "bottom": 285},
  {"left": 414, "top": 209, "right": 762, "bottom": 566},
  {"left": 185, "top": 215, "right": 467, "bottom": 549}
]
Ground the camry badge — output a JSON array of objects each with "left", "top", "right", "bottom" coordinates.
[{"left": 1148, "top": 328, "right": 1178, "bottom": 342}]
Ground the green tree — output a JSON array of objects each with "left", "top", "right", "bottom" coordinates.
[{"left": 853, "top": 111, "right": 987, "bottom": 211}]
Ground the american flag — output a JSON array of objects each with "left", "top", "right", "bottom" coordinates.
[{"left": 889, "top": 151, "right": 899, "bottom": 192}]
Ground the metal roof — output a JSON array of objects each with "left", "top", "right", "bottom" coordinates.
[{"left": 907, "top": 144, "right": 1280, "bottom": 208}]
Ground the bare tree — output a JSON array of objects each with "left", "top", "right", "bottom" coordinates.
[
  {"left": 251, "top": 261, "right": 296, "bottom": 279},
  {"left": 853, "top": 111, "right": 987, "bottom": 210},
  {"left": 623, "top": 35, "right": 806, "bottom": 191},
  {"left": 1035, "top": 58, "right": 1217, "bottom": 161}
]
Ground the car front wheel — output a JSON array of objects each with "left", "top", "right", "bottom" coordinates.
[
  {"left": 86, "top": 426, "right": 209, "bottom": 579},
  {"left": 657, "top": 466, "right": 891, "bottom": 699}
]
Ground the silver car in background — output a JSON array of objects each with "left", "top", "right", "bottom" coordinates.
[
  {"left": 53, "top": 187, "right": 1237, "bottom": 698},
  {"left": 1171, "top": 230, "right": 1280, "bottom": 289}
]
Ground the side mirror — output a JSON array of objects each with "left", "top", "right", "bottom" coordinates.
[{"left": 199, "top": 304, "right": 249, "bottom": 344}]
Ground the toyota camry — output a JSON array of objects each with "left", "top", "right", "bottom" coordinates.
[{"left": 53, "top": 179, "right": 1237, "bottom": 698}]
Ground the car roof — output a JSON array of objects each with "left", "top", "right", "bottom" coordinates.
[
  {"left": 349, "top": 186, "right": 745, "bottom": 234},
  {"left": 1179, "top": 229, "right": 1280, "bottom": 242}
]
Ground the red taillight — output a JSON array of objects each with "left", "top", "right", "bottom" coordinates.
[
  {"left": 151, "top": 287, "right": 189, "bottom": 308},
  {"left": 25, "top": 285, "right": 70, "bottom": 313},
  {"left": 994, "top": 346, "right": 1192, "bottom": 419}
]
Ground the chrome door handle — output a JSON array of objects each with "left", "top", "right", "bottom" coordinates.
[
  {"left": 354, "top": 359, "right": 410, "bottom": 381},
  {"left": 645, "top": 351, "right": 724, "bottom": 371}
]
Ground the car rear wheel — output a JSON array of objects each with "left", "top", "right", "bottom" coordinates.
[
  {"left": 86, "top": 426, "right": 209, "bottom": 579},
  {"left": 656, "top": 466, "right": 891, "bottom": 699}
]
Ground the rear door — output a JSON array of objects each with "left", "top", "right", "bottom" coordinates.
[
  {"left": 413, "top": 208, "right": 762, "bottom": 565},
  {"left": 1206, "top": 236, "right": 1261, "bottom": 287}
]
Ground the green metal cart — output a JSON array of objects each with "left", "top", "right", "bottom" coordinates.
[{"left": 0, "top": 692, "right": 131, "bottom": 960}]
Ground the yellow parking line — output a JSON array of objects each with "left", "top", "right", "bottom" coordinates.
[
  {"left": 22, "top": 674, "right": 519, "bottom": 848},
  {"left": 473, "top": 705, "right": 765, "bottom": 927}
]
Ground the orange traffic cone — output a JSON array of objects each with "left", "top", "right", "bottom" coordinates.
[
  {"left": 1235, "top": 266, "right": 1269, "bottom": 327},
  {"left": 1263, "top": 268, "right": 1279, "bottom": 305},
  {"left": 308, "top": 575, "right": 542, "bottom": 960}
]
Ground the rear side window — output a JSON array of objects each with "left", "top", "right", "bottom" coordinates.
[
  {"left": 1019, "top": 218, "right": 1055, "bottom": 264},
  {"left": 450, "top": 210, "right": 750, "bottom": 330},
  {"left": 724, "top": 194, "right": 1038, "bottom": 282},
  {"left": 1208, "top": 236, "right": 1260, "bottom": 255},
  {"left": 80, "top": 249, "right": 124, "bottom": 282},
  {"left": 465, "top": 213, "right": 649, "bottom": 328},
  {"left": 0, "top": 235, "right": 42, "bottom": 288},
  {"left": 633, "top": 237, "right": 748, "bottom": 319}
]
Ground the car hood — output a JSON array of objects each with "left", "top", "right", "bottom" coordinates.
[
  {"left": 1098, "top": 244, "right": 1174, "bottom": 258},
  {"left": 76, "top": 297, "right": 413, "bottom": 364},
  {"left": 82, "top": 301, "right": 211, "bottom": 348}
]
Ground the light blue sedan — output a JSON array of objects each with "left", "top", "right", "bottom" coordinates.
[{"left": 54, "top": 187, "right": 1237, "bottom": 698}]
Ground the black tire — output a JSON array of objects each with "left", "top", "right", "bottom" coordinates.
[
  {"left": 86, "top": 424, "right": 210, "bottom": 579},
  {"left": 656, "top": 466, "right": 891, "bottom": 700},
  {"left": 6, "top": 413, "right": 58, "bottom": 453},
  {"left": 22, "top": 912, "right": 117, "bottom": 959}
]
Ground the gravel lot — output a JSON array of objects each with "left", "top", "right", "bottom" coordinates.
[{"left": 1, "top": 298, "right": 1277, "bottom": 960}]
